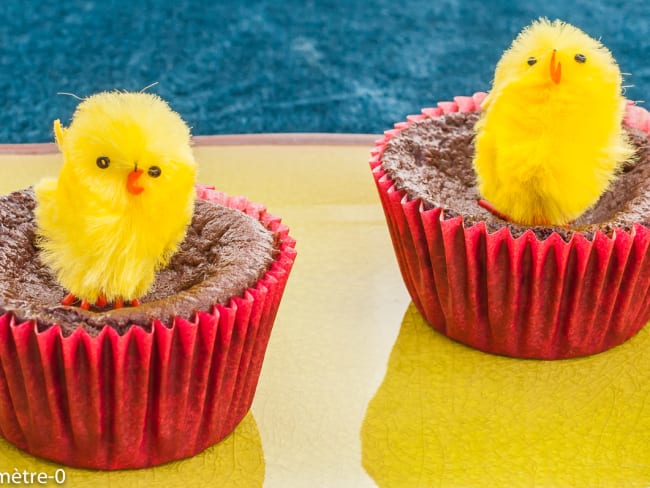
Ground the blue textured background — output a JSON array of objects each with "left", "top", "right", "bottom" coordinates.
[{"left": 1, "top": 0, "right": 650, "bottom": 142}]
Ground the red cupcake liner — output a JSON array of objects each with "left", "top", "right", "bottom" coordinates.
[
  {"left": 371, "top": 94, "right": 650, "bottom": 359},
  {"left": 0, "top": 185, "right": 296, "bottom": 469}
]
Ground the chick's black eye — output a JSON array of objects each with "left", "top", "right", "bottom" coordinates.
[
  {"left": 96, "top": 156, "right": 110, "bottom": 169},
  {"left": 574, "top": 53, "right": 587, "bottom": 63},
  {"left": 148, "top": 166, "right": 161, "bottom": 177},
  {"left": 527, "top": 56, "right": 537, "bottom": 66}
]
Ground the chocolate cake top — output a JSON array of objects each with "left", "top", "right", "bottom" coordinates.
[
  {"left": 0, "top": 189, "right": 277, "bottom": 335},
  {"left": 380, "top": 111, "right": 650, "bottom": 240}
]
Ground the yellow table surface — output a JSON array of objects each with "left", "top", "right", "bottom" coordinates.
[{"left": 0, "top": 138, "right": 650, "bottom": 487}]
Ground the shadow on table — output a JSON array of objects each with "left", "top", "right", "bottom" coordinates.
[
  {"left": 0, "top": 412, "right": 264, "bottom": 487},
  {"left": 361, "top": 303, "right": 650, "bottom": 488}
]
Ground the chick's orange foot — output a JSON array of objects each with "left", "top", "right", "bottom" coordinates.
[
  {"left": 61, "top": 292, "right": 141, "bottom": 310},
  {"left": 477, "top": 199, "right": 512, "bottom": 222},
  {"left": 477, "top": 199, "right": 574, "bottom": 229}
]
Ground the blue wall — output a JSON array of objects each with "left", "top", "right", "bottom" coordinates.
[{"left": 1, "top": 0, "right": 649, "bottom": 142}]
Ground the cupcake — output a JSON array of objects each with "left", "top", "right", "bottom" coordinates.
[
  {"left": 370, "top": 20, "right": 650, "bottom": 359},
  {"left": 0, "top": 93, "right": 296, "bottom": 469}
]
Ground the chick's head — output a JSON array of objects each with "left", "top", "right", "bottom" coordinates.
[
  {"left": 55, "top": 91, "right": 197, "bottom": 214},
  {"left": 488, "top": 18, "right": 622, "bottom": 107}
]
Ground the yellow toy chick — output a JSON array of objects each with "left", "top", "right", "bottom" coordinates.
[
  {"left": 473, "top": 18, "right": 634, "bottom": 226},
  {"left": 35, "top": 91, "right": 197, "bottom": 309}
]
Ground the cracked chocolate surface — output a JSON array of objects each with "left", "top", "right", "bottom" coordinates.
[
  {"left": 0, "top": 189, "right": 277, "bottom": 335},
  {"left": 380, "top": 111, "right": 650, "bottom": 240}
]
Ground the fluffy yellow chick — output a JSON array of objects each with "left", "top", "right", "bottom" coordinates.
[
  {"left": 473, "top": 18, "right": 634, "bottom": 226},
  {"left": 35, "top": 91, "right": 197, "bottom": 309}
]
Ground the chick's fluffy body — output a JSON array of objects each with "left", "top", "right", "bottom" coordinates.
[
  {"left": 474, "top": 19, "right": 634, "bottom": 225},
  {"left": 35, "top": 92, "right": 197, "bottom": 304}
]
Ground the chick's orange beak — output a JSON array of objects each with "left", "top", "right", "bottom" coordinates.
[
  {"left": 127, "top": 169, "right": 144, "bottom": 195},
  {"left": 550, "top": 50, "right": 562, "bottom": 84}
]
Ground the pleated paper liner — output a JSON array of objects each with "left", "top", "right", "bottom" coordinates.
[
  {"left": 370, "top": 94, "right": 650, "bottom": 359},
  {"left": 0, "top": 185, "right": 297, "bottom": 469}
]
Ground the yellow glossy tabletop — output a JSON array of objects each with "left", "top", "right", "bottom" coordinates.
[{"left": 1, "top": 135, "right": 650, "bottom": 487}]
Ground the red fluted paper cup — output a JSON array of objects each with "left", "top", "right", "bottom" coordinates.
[
  {"left": 0, "top": 185, "right": 296, "bottom": 469},
  {"left": 370, "top": 94, "right": 650, "bottom": 359}
]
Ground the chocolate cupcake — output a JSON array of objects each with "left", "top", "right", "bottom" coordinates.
[
  {"left": 370, "top": 94, "right": 650, "bottom": 359},
  {"left": 0, "top": 184, "right": 296, "bottom": 468}
]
